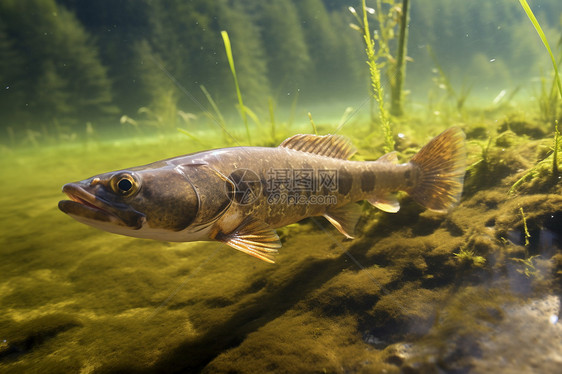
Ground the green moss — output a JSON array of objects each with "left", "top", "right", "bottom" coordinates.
[{"left": 453, "top": 248, "right": 486, "bottom": 268}]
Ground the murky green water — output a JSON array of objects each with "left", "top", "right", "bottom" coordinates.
[{"left": 2, "top": 0, "right": 562, "bottom": 373}]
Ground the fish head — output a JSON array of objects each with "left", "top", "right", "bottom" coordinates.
[{"left": 59, "top": 166, "right": 199, "bottom": 239}]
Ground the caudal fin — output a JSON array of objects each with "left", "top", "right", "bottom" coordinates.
[{"left": 409, "top": 127, "right": 466, "bottom": 212}]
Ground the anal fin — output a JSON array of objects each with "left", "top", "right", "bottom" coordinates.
[
  {"left": 323, "top": 203, "right": 362, "bottom": 239},
  {"left": 368, "top": 193, "right": 400, "bottom": 213},
  {"left": 217, "top": 217, "right": 281, "bottom": 263}
]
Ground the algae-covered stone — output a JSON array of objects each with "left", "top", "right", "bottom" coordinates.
[{"left": 498, "top": 118, "right": 548, "bottom": 139}]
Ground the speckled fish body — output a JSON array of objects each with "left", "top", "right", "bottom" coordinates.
[{"left": 59, "top": 128, "right": 466, "bottom": 263}]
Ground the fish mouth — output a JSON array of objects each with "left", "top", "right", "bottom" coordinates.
[{"left": 59, "top": 183, "right": 128, "bottom": 226}]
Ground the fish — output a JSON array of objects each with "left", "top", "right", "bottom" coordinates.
[{"left": 59, "top": 127, "right": 466, "bottom": 263}]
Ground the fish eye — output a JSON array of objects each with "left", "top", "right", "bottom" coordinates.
[
  {"left": 118, "top": 178, "right": 133, "bottom": 192},
  {"left": 111, "top": 173, "right": 139, "bottom": 196}
]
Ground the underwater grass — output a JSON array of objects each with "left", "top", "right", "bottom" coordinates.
[
  {"left": 200, "top": 85, "right": 231, "bottom": 144},
  {"left": 538, "top": 74, "right": 560, "bottom": 124},
  {"left": 268, "top": 97, "right": 276, "bottom": 141},
  {"left": 390, "top": 0, "right": 409, "bottom": 117},
  {"left": 514, "top": 0, "right": 561, "bottom": 181},
  {"left": 350, "top": 1, "right": 395, "bottom": 153},
  {"left": 427, "top": 45, "right": 472, "bottom": 113},
  {"left": 519, "top": 206, "right": 531, "bottom": 248},
  {"left": 553, "top": 124, "right": 559, "bottom": 177},
  {"left": 221, "top": 30, "right": 251, "bottom": 144},
  {"left": 361, "top": 0, "right": 394, "bottom": 153},
  {"left": 307, "top": 112, "right": 318, "bottom": 135},
  {"left": 519, "top": 0, "right": 562, "bottom": 99}
]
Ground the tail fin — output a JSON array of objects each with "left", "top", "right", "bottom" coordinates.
[{"left": 409, "top": 127, "right": 466, "bottom": 212}]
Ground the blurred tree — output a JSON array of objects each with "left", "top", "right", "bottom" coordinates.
[
  {"left": 58, "top": 0, "right": 151, "bottom": 114},
  {"left": 0, "top": 0, "right": 115, "bottom": 127},
  {"left": 217, "top": 0, "right": 270, "bottom": 110},
  {"left": 294, "top": 0, "right": 341, "bottom": 92},
  {"left": 330, "top": 8, "right": 366, "bottom": 94},
  {"left": 148, "top": 1, "right": 227, "bottom": 105},
  {"left": 255, "top": 0, "right": 311, "bottom": 102},
  {"left": 132, "top": 39, "right": 178, "bottom": 128},
  {"left": 0, "top": 18, "right": 26, "bottom": 125},
  {"left": 35, "top": 61, "right": 72, "bottom": 121},
  {"left": 1, "top": 0, "right": 561, "bottom": 132}
]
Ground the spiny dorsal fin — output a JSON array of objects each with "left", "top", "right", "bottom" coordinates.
[{"left": 279, "top": 134, "right": 356, "bottom": 160}]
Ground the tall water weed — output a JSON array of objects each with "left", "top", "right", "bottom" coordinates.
[
  {"left": 518, "top": 0, "right": 561, "bottom": 177},
  {"left": 349, "top": 0, "right": 395, "bottom": 153},
  {"left": 221, "top": 31, "right": 251, "bottom": 144}
]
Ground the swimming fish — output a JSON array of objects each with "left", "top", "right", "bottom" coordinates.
[{"left": 59, "top": 127, "right": 466, "bottom": 263}]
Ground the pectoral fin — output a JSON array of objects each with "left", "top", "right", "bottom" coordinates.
[
  {"left": 217, "top": 218, "right": 281, "bottom": 263},
  {"left": 368, "top": 193, "right": 400, "bottom": 213},
  {"left": 323, "top": 203, "right": 362, "bottom": 239}
]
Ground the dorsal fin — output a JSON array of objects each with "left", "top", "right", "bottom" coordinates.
[{"left": 279, "top": 134, "right": 356, "bottom": 160}]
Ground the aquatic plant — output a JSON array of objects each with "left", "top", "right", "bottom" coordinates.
[
  {"left": 538, "top": 73, "right": 561, "bottom": 124},
  {"left": 511, "top": 255, "right": 542, "bottom": 279},
  {"left": 519, "top": 0, "right": 561, "bottom": 176},
  {"left": 200, "top": 83, "right": 281, "bottom": 147},
  {"left": 427, "top": 45, "right": 472, "bottom": 114},
  {"left": 506, "top": 206, "right": 544, "bottom": 280},
  {"left": 266, "top": 96, "right": 294, "bottom": 145},
  {"left": 23, "top": 129, "right": 41, "bottom": 147},
  {"left": 390, "top": 0, "right": 410, "bottom": 117},
  {"left": 176, "top": 111, "right": 209, "bottom": 147},
  {"left": 268, "top": 97, "right": 276, "bottom": 141},
  {"left": 349, "top": 0, "right": 395, "bottom": 153},
  {"left": 349, "top": 0, "right": 411, "bottom": 119},
  {"left": 141, "top": 89, "right": 179, "bottom": 129},
  {"left": 221, "top": 30, "right": 251, "bottom": 144},
  {"left": 120, "top": 115, "right": 139, "bottom": 130},
  {"left": 502, "top": 2, "right": 562, "bottom": 193},
  {"left": 519, "top": 0, "right": 562, "bottom": 100},
  {"left": 307, "top": 112, "right": 318, "bottom": 135},
  {"left": 507, "top": 120, "right": 561, "bottom": 194},
  {"left": 553, "top": 123, "right": 560, "bottom": 177},
  {"left": 454, "top": 247, "right": 486, "bottom": 268},
  {"left": 464, "top": 136, "right": 495, "bottom": 189},
  {"left": 519, "top": 207, "right": 531, "bottom": 247},
  {"left": 199, "top": 85, "right": 231, "bottom": 145}
]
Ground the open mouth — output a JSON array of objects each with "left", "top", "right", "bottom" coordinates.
[{"left": 59, "top": 183, "right": 118, "bottom": 223}]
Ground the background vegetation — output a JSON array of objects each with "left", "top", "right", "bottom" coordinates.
[{"left": 0, "top": 0, "right": 560, "bottom": 135}]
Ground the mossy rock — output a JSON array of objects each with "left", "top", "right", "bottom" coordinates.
[{"left": 498, "top": 119, "right": 547, "bottom": 139}]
